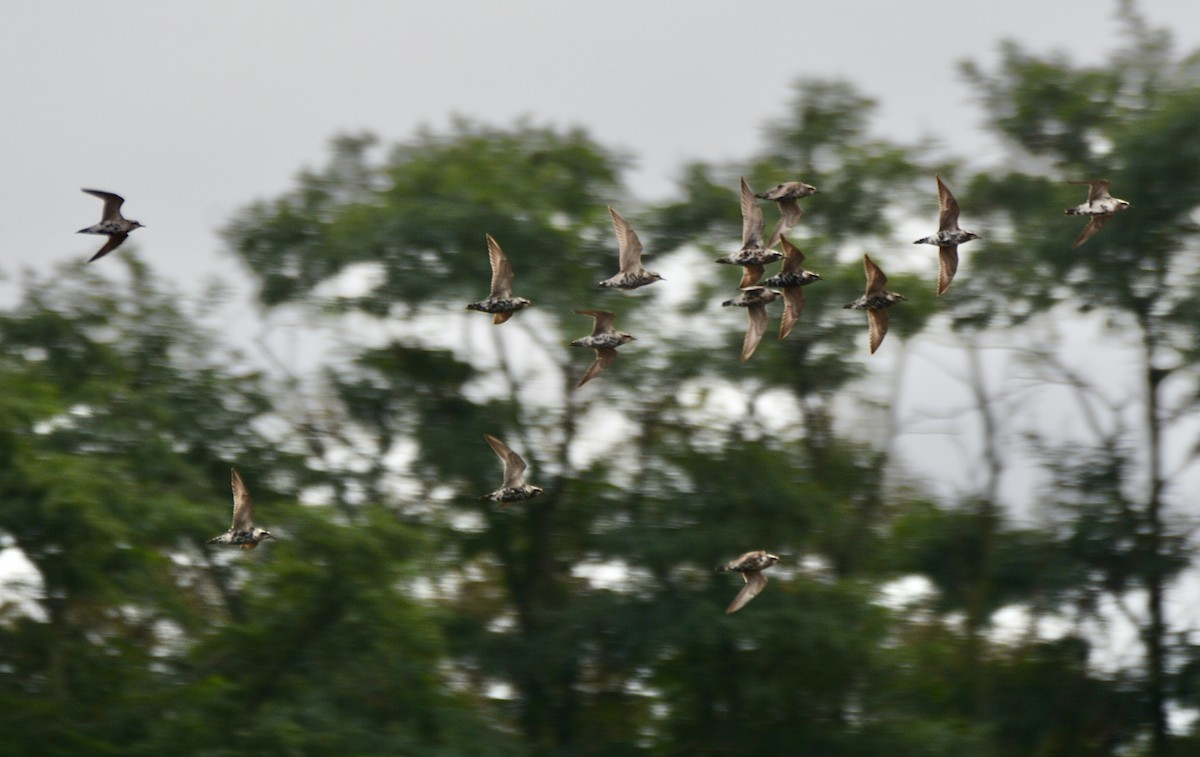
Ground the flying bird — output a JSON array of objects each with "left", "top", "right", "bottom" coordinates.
[
  {"left": 207, "top": 468, "right": 274, "bottom": 550},
  {"left": 482, "top": 434, "right": 544, "bottom": 505},
  {"left": 716, "top": 550, "right": 780, "bottom": 614},
  {"left": 77, "top": 189, "right": 144, "bottom": 263},
  {"left": 722, "top": 285, "right": 783, "bottom": 362},
  {"left": 756, "top": 180, "right": 818, "bottom": 250},
  {"left": 596, "top": 206, "right": 663, "bottom": 289},
  {"left": 466, "top": 234, "right": 532, "bottom": 323},
  {"left": 844, "top": 254, "right": 907, "bottom": 354},
  {"left": 762, "top": 236, "right": 821, "bottom": 339},
  {"left": 570, "top": 309, "right": 635, "bottom": 388},
  {"left": 1065, "top": 179, "right": 1130, "bottom": 249},
  {"left": 912, "top": 176, "right": 979, "bottom": 296},
  {"left": 716, "top": 178, "right": 783, "bottom": 286}
]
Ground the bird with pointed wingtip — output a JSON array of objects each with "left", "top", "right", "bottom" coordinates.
[
  {"left": 207, "top": 468, "right": 275, "bottom": 550},
  {"left": 762, "top": 236, "right": 821, "bottom": 339},
  {"left": 1065, "top": 179, "right": 1130, "bottom": 249},
  {"left": 912, "top": 176, "right": 978, "bottom": 296},
  {"left": 466, "top": 234, "right": 532, "bottom": 323},
  {"left": 482, "top": 433, "right": 544, "bottom": 505},
  {"left": 77, "top": 189, "right": 145, "bottom": 263},
  {"left": 722, "top": 285, "right": 783, "bottom": 362},
  {"left": 716, "top": 178, "right": 783, "bottom": 283},
  {"left": 596, "top": 206, "right": 663, "bottom": 290},
  {"left": 716, "top": 550, "right": 779, "bottom": 614},
  {"left": 570, "top": 310, "right": 635, "bottom": 387},
  {"left": 844, "top": 254, "right": 906, "bottom": 354},
  {"left": 756, "top": 180, "right": 819, "bottom": 250}
]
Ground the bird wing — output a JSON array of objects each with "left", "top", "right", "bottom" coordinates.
[
  {"left": 485, "top": 234, "right": 515, "bottom": 298},
  {"left": 739, "top": 177, "right": 765, "bottom": 248},
  {"left": 937, "top": 245, "right": 959, "bottom": 296},
  {"left": 779, "top": 236, "right": 805, "bottom": 272},
  {"left": 577, "top": 347, "right": 618, "bottom": 388},
  {"left": 88, "top": 232, "right": 128, "bottom": 263},
  {"left": 763, "top": 198, "right": 803, "bottom": 251},
  {"left": 863, "top": 254, "right": 887, "bottom": 295},
  {"left": 82, "top": 188, "right": 125, "bottom": 221},
  {"left": 230, "top": 468, "right": 255, "bottom": 531},
  {"left": 867, "top": 308, "right": 889, "bottom": 354},
  {"left": 726, "top": 570, "right": 768, "bottom": 614},
  {"left": 1068, "top": 179, "right": 1111, "bottom": 204},
  {"left": 936, "top": 176, "right": 961, "bottom": 231},
  {"left": 484, "top": 433, "right": 527, "bottom": 488},
  {"left": 738, "top": 263, "right": 764, "bottom": 289},
  {"left": 1072, "top": 215, "right": 1109, "bottom": 249},
  {"left": 741, "top": 303, "right": 768, "bottom": 362},
  {"left": 609, "top": 207, "right": 644, "bottom": 272},
  {"left": 575, "top": 309, "right": 615, "bottom": 335},
  {"left": 779, "top": 287, "right": 805, "bottom": 339}
]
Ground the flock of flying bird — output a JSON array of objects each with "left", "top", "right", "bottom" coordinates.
[{"left": 74, "top": 175, "right": 1131, "bottom": 613}]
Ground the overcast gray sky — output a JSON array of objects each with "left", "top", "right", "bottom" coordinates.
[{"left": 2, "top": 0, "right": 1195, "bottom": 291}]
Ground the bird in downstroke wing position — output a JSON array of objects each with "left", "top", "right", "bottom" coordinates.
[
  {"left": 716, "top": 550, "right": 780, "bottom": 614},
  {"left": 1064, "top": 179, "right": 1129, "bottom": 249},
  {"left": 570, "top": 310, "right": 635, "bottom": 388}
]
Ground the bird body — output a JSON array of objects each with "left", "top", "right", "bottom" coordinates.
[
  {"left": 77, "top": 189, "right": 144, "bottom": 262},
  {"left": 912, "top": 176, "right": 978, "bottom": 296},
  {"left": 716, "top": 178, "right": 783, "bottom": 269},
  {"left": 597, "top": 207, "right": 663, "bottom": 289},
  {"left": 844, "top": 254, "right": 906, "bottom": 354},
  {"left": 466, "top": 234, "right": 532, "bottom": 323},
  {"left": 756, "top": 180, "right": 818, "bottom": 250},
  {"left": 1065, "top": 179, "right": 1129, "bottom": 248},
  {"left": 482, "top": 434, "right": 544, "bottom": 505},
  {"left": 208, "top": 468, "right": 274, "bottom": 550},
  {"left": 722, "top": 286, "right": 782, "bottom": 361},
  {"left": 716, "top": 550, "right": 779, "bottom": 614},
  {"left": 761, "top": 237, "right": 820, "bottom": 339},
  {"left": 571, "top": 310, "right": 635, "bottom": 387}
]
